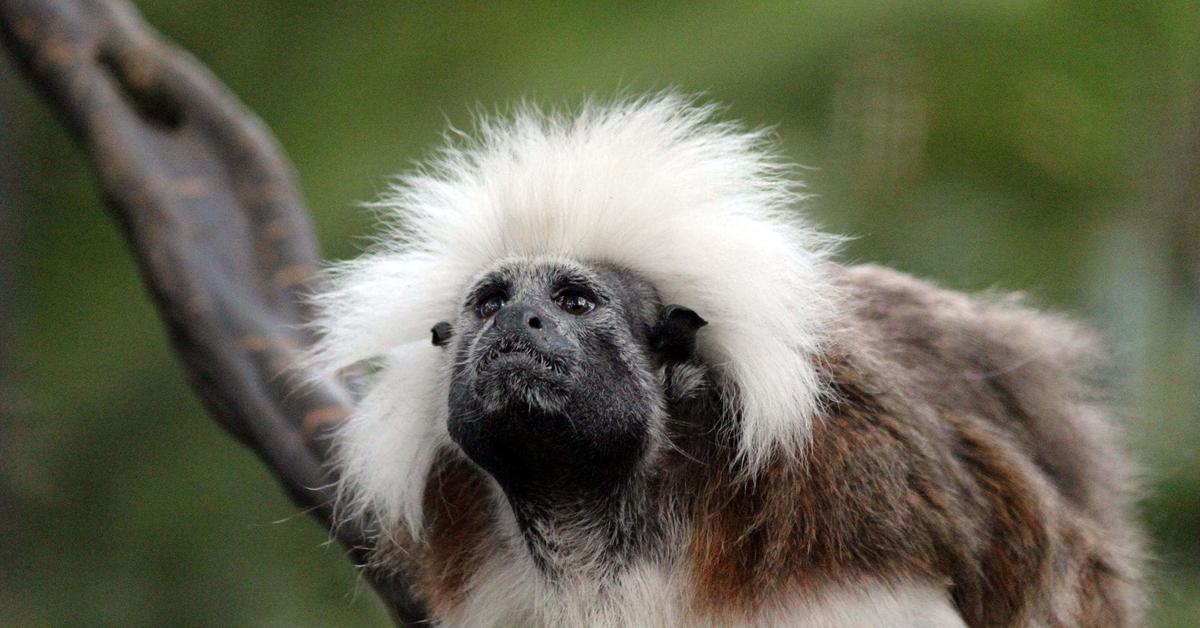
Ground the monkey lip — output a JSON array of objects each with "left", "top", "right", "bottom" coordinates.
[
  {"left": 476, "top": 338, "right": 568, "bottom": 377},
  {"left": 471, "top": 338, "right": 572, "bottom": 412}
]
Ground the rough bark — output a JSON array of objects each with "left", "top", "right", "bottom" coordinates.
[{"left": 0, "top": 0, "right": 424, "bottom": 623}]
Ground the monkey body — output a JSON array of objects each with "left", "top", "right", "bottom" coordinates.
[
  {"left": 397, "top": 264, "right": 1140, "bottom": 627},
  {"left": 312, "top": 97, "right": 1143, "bottom": 626}
]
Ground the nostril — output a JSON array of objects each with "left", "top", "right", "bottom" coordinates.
[{"left": 528, "top": 316, "right": 542, "bottom": 329}]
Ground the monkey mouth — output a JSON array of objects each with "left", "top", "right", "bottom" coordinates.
[
  {"left": 472, "top": 338, "right": 570, "bottom": 412},
  {"left": 476, "top": 337, "right": 568, "bottom": 377}
]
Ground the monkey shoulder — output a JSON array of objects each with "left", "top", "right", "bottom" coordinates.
[
  {"left": 771, "top": 263, "right": 1145, "bottom": 626},
  {"left": 827, "top": 263, "right": 1123, "bottom": 512}
]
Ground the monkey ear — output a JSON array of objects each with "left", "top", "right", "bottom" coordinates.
[
  {"left": 649, "top": 305, "right": 708, "bottom": 362},
  {"left": 431, "top": 321, "right": 454, "bottom": 347}
]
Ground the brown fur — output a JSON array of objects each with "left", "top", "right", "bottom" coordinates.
[
  {"left": 392, "top": 264, "right": 1144, "bottom": 626},
  {"left": 411, "top": 450, "right": 496, "bottom": 615}
]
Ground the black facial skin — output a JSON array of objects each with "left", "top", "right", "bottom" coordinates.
[{"left": 443, "top": 260, "right": 705, "bottom": 507}]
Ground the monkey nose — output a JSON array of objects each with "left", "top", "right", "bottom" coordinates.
[
  {"left": 495, "top": 303, "right": 549, "bottom": 334},
  {"left": 493, "top": 303, "right": 572, "bottom": 353}
]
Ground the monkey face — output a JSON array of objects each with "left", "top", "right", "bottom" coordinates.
[{"left": 440, "top": 259, "right": 703, "bottom": 496}]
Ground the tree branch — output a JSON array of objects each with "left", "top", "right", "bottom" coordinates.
[{"left": 0, "top": 0, "right": 424, "bottom": 623}]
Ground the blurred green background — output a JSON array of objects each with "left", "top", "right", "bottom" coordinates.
[{"left": 1, "top": 1, "right": 1197, "bottom": 626}]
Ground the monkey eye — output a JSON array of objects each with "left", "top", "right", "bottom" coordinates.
[
  {"left": 477, "top": 293, "right": 507, "bottom": 318},
  {"left": 554, "top": 290, "right": 595, "bottom": 316}
]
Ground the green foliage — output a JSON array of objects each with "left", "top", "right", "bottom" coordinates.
[{"left": 1, "top": 1, "right": 1196, "bottom": 624}]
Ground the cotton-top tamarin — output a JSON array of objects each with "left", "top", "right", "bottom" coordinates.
[{"left": 309, "top": 96, "right": 1144, "bottom": 627}]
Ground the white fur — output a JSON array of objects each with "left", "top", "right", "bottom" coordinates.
[
  {"left": 764, "top": 581, "right": 967, "bottom": 628},
  {"left": 332, "top": 343, "right": 453, "bottom": 536},
  {"left": 447, "top": 501, "right": 962, "bottom": 627},
  {"left": 445, "top": 544, "right": 965, "bottom": 628},
  {"left": 310, "top": 94, "right": 839, "bottom": 535}
]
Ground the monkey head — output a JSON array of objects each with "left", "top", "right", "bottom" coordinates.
[
  {"left": 432, "top": 258, "right": 705, "bottom": 498},
  {"left": 309, "top": 94, "right": 838, "bottom": 561}
]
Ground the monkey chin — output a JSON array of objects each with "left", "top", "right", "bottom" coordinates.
[{"left": 450, "top": 366, "right": 651, "bottom": 496}]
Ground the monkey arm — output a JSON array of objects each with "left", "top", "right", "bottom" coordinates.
[{"left": 0, "top": 0, "right": 424, "bottom": 623}]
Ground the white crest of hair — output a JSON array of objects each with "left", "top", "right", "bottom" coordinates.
[
  {"left": 330, "top": 342, "right": 453, "bottom": 536},
  {"left": 309, "top": 93, "right": 840, "bottom": 532}
]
